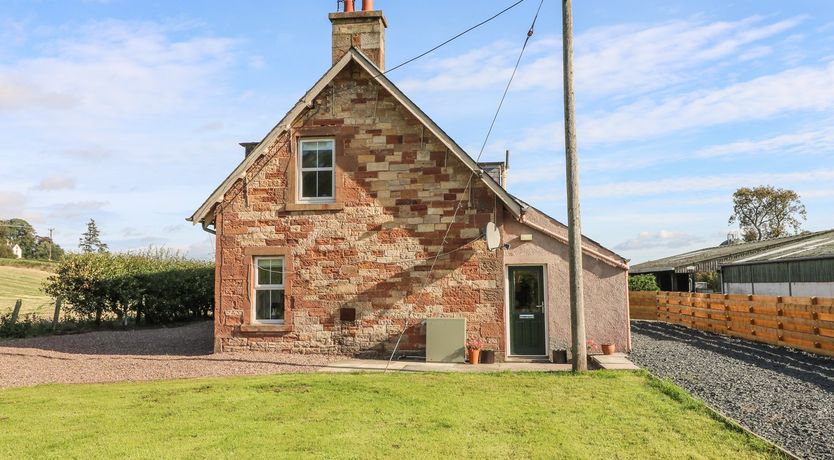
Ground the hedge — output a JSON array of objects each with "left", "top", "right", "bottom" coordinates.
[
  {"left": 44, "top": 250, "right": 214, "bottom": 325},
  {"left": 628, "top": 273, "right": 660, "bottom": 292}
]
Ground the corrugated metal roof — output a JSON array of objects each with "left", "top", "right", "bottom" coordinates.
[
  {"left": 630, "top": 229, "right": 834, "bottom": 273},
  {"left": 724, "top": 233, "right": 834, "bottom": 263}
]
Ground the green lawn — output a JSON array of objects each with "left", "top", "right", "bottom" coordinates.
[
  {"left": 0, "top": 371, "right": 782, "bottom": 459},
  {"left": 0, "top": 265, "right": 54, "bottom": 317}
]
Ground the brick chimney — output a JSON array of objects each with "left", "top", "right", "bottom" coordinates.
[{"left": 329, "top": 2, "right": 387, "bottom": 70}]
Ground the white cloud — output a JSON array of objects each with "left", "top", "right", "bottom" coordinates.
[
  {"left": 0, "top": 191, "right": 27, "bottom": 218},
  {"left": 696, "top": 126, "right": 834, "bottom": 158},
  {"left": 0, "top": 76, "right": 78, "bottom": 110},
  {"left": 122, "top": 227, "right": 142, "bottom": 237},
  {"left": 585, "top": 169, "right": 834, "bottom": 198},
  {"left": 33, "top": 175, "right": 76, "bottom": 191},
  {"left": 63, "top": 146, "right": 112, "bottom": 160},
  {"left": 584, "top": 61, "right": 834, "bottom": 145},
  {"left": 47, "top": 200, "right": 109, "bottom": 220},
  {"left": 398, "top": 16, "right": 801, "bottom": 98},
  {"left": 0, "top": 20, "right": 237, "bottom": 117},
  {"left": 615, "top": 230, "right": 704, "bottom": 251}
]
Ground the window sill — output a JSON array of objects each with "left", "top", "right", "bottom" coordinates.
[
  {"left": 240, "top": 324, "right": 292, "bottom": 333},
  {"left": 285, "top": 202, "right": 344, "bottom": 212}
]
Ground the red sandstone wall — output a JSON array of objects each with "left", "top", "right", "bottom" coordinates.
[{"left": 214, "top": 62, "right": 505, "bottom": 356}]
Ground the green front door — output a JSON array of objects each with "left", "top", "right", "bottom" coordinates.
[{"left": 508, "top": 266, "right": 546, "bottom": 356}]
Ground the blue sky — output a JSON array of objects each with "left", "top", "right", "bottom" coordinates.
[{"left": 2, "top": 0, "right": 834, "bottom": 263}]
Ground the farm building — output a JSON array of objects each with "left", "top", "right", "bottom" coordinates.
[
  {"left": 631, "top": 229, "right": 834, "bottom": 292},
  {"left": 720, "top": 231, "right": 834, "bottom": 297},
  {"left": 188, "top": 4, "right": 631, "bottom": 359}
]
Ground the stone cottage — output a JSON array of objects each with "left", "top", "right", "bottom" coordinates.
[{"left": 189, "top": 4, "right": 630, "bottom": 360}]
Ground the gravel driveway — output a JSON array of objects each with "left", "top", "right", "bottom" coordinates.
[
  {"left": 630, "top": 321, "right": 834, "bottom": 460},
  {"left": 0, "top": 321, "right": 338, "bottom": 388}
]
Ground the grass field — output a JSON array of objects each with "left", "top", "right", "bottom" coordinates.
[
  {"left": 0, "top": 371, "right": 783, "bottom": 459},
  {"left": 0, "top": 265, "right": 53, "bottom": 317}
]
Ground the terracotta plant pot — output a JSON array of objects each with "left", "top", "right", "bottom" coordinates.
[
  {"left": 468, "top": 348, "right": 481, "bottom": 364},
  {"left": 601, "top": 343, "right": 616, "bottom": 355},
  {"left": 480, "top": 350, "right": 495, "bottom": 364}
]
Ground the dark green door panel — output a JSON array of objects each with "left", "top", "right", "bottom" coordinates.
[{"left": 508, "top": 266, "right": 546, "bottom": 356}]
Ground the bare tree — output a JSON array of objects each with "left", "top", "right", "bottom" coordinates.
[{"left": 729, "top": 186, "right": 806, "bottom": 242}]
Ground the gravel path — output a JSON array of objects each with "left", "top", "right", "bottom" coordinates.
[
  {"left": 0, "top": 321, "right": 339, "bottom": 388},
  {"left": 630, "top": 321, "right": 834, "bottom": 460}
]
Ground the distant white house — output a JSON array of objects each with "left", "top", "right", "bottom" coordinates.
[{"left": 11, "top": 244, "right": 22, "bottom": 259}]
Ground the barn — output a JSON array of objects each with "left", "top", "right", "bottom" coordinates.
[{"left": 720, "top": 231, "right": 834, "bottom": 297}]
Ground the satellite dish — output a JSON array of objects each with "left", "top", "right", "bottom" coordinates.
[{"left": 485, "top": 222, "right": 501, "bottom": 250}]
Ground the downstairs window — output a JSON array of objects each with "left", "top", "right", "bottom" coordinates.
[{"left": 254, "top": 256, "right": 285, "bottom": 323}]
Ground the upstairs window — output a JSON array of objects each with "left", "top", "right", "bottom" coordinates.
[
  {"left": 254, "top": 257, "right": 284, "bottom": 323},
  {"left": 298, "top": 139, "right": 335, "bottom": 202}
]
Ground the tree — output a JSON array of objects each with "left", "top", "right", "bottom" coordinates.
[
  {"left": 32, "top": 237, "right": 65, "bottom": 260},
  {"left": 729, "top": 186, "right": 806, "bottom": 242},
  {"left": 79, "top": 219, "right": 109, "bottom": 253},
  {"left": 628, "top": 274, "right": 660, "bottom": 291},
  {"left": 0, "top": 218, "right": 37, "bottom": 256}
]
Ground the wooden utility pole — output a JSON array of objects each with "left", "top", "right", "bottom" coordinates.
[{"left": 562, "top": 0, "right": 587, "bottom": 372}]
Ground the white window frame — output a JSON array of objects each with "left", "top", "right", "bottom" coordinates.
[
  {"left": 253, "top": 256, "right": 285, "bottom": 324},
  {"left": 297, "top": 138, "right": 336, "bottom": 203}
]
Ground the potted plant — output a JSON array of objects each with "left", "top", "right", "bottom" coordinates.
[
  {"left": 466, "top": 340, "right": 482, "bottom": 364},
  {"left": 601, "top": 343, "right": 616, "bottom": 355},
  {"left": 480, "top": 346, "right": 495, "bottom": 364}
]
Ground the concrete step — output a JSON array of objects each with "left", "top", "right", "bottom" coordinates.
[{"left": 591, "top": 352, "right": 640, "bottom": 370}]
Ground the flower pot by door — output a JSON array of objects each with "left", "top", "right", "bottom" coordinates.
[
  {"left": 601, "top": 343, "right": 616, "bottom": 355},
  {"left": 480, "top": 350, "right": 495, "bottom": 364},
  {"left": 468, "top": 349, "right": 481, "bottom": 364}
]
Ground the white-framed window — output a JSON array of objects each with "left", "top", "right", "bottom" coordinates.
[
  {"left": 298, "top": 138, "right": 335, "bottom": 202},
  {"left": 253, "top": 256, "right": 285, "bottom": 323}
]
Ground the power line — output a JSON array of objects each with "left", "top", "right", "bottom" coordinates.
[{"left": 382, "top": 0, "right": 527, "bottom": 75}]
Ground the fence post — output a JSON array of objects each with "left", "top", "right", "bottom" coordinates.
[
  {"left": 11, "top": 299, "right": 22, "bottom": 324},
  {"left": 52, "top": 297, "right": 62, "bottom": 330}
]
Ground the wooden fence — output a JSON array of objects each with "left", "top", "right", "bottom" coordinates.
[{"left": 629, "top": 291, "right": 834, "bottom": 358}]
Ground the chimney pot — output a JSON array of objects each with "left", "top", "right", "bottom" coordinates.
[
  {"left": 344, "top": 0, "right": 354, "bottom": 12},
  {"left": 362, "top": 0, "right": 374, "bottom": 11}
]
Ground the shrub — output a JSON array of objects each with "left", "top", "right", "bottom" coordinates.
[
  {"left": 628, "top": 274, "right": 660, "bottom": 291},
  {"left": 44, "top": 249, "right": 214, "bottom": 325}
]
